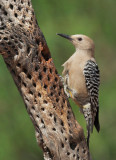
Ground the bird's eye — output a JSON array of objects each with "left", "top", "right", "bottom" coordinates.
[{"left": 78, "top": 37, "right": 82, "bottom": 41}]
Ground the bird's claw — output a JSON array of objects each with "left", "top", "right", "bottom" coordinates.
[
  {"left": 59, "top": 75, "right": 70, "bottom": 98},
  {"left": 59, "top": 75, "right": 64, "bottom": 82},
  {"left": 64, "top": 85, "right": 70, "bottom": 98}
]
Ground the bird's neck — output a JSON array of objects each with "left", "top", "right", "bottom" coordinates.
[{"left": 75, "top": 48, "right": 94, "bottom": 58}]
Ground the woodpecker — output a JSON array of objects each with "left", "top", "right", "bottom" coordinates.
[{"left": 57, "top": 33, "right": 100, "bottom": 148}]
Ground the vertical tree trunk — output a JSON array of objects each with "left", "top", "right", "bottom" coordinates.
[{"left": 0, "top": 0, "right": 90, "bottom": 159}]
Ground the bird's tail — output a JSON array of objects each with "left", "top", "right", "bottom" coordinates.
[
  {"left": 94, "top": 107, "right": 100, "bottom": 132},
  {"left": 82, "top": 103, "right": 93, "bottom": 148}
]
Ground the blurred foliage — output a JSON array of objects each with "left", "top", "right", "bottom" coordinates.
[{"left": 0, "top": 0, "right": 116, "bottom": 160}]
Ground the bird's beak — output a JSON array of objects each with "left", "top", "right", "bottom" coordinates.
[{"left": 57, "top": 33, "right": 72, "bottom": 41}]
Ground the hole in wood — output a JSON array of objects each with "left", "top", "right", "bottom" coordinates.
[
  {"left": 7, "top": 51, "right": 11, "bottom": 54},
  {"left": 22, "top": 20, "right": 25, "bottom": 23},
  {"left": 48, "top": 75, "right": 50, "bottom": 81},
  {"left": 14, "top": 49, "right": 18, "bottom": 55},
  {"left": 69, "top": 130, "right": 72, "bottom": 134},
  {"left": 18, "top": 44, "right": 22, "bottom": 49},
  {"left": 43, "top": 100, "right": 47, "bottom": 104},
  {"left": 83, "top": 149, "right": 86, "bottom": 153},
  {"left": 9, "top": 4, "right": 13, "bottom": 9},
  {"left": 36, "top": 38, "right": 40, "bottom": 45},
  {"left": 38, "top": 92, "right": 41, "bottom": 97},
  {"left": 35, "top": 66, "right": 39, "bottom": 71},
  {"left": 54, "top": 117, "right": 56, "bottom": 123},
  {"left": 61, "top": 105, "right": 64, "bottom": 109},
  {"left": 4, "top": 48, "right": 8, "bottom": 51},
  {"left": 36, "top": 114, "right": 39, "bottom": 118},
  {"left": 29, "top": 90, "right": 33, "bottom": 95},
  {"left": 65, "top": 137, "right": 67, "bottom": 141},
  {"left": 7, "top": 41, "right": 12, "bottom": 45},
  {"left": 14, "top": 13, "right": 18, "bottom": 18},
  {"left": 27, "top": 45, "right": 30, "bottom": 54},
  {"left": 23, "top": 68, "right": 27, "bottom": 74},
  {"left": 11, "top": 45, "right": 15, "bottom": 49},
  {"left": 52, "top": 128, "right": 56, "bottom": 131},
  {"left": 50, "top": 92, "right": 53, "bottom": 96},
  {"left": 53, "top": 85, "right": 56, "bottom": 89},
  {"left": 56, "top": 98, "right": 59, "bottom": 102},
  {"left": 38, "top": 73, "right": 42, "bottom": 80},
  {"left": 67, "top": 152, "right": 70, "bottom": 156},
  {"left": 43, "top": 67, "right": 47, "bottom": 72},
  {"left": 63, "top": 98, "right": 65, "bottom": 103},
  {"left": 67, "top": 115, "right": 70, "bottom": 120},
  {"left": 50, "top": 68, "right": 52, "bottom": 74},
  {"left": 18, "top": 6, "right": 21, "bottom": 11},
  {"left": 21, "top": 0, "right": 23, "bottom": 4},
  {"left": 61, "top": 112, "right": 63, "bottom": 115},
  {"left": 41, "top": 119, "right": 44, "bottom": 124},
  {"left": 14, "top": 40, "right": 18, "bottom": 44},
  {"left": 26, "top": 8, "right": 28, "bottom": 12},
  {"left": 70, "top": 141, "right": 77, "bottom": 150},
  {"left": 44, "top": 84, "right": 47, "bottom": 89},
  {"left": 59, "top": 85, "right": 63, "bottom": 89},
  {"left": 27, "top": 74, "right": 32, "bottom": 79},
  {"left": 33, "top": 83, "right": 36, "bottom": 87},
  {"left": 4, "top": 10, "right": 7, "bottom": 16},
  {"left": 23, "top": 82, "right": 26, "bottom": 87},
  {"left": 3, "top": 37, "right": 8, "bottom": 41},
  {"left": 0, "top": 26, "right": 6, "bottom": 30},
  {"left": 61, "top": 120, "right": 64, "bottom": 126},
  {"left": 61, "top": 143, "right": 64, "bottom": 148},
  {"left": 41, "top": 108, "right": 45, "bottom": 111},
  {"left": 58, "top": 92, "right": 61, "bottom": 96},
  {"left": 49, "top": 113, "right": 52, "bottom": 117},
  {"left": 28, "top": 1, "right": 30, "bottom": 6},
  {"left": 73, "top": 154, "right": 75, "bottom": 158},
  {"left": 55, "top": 70, "right": 58, "bottom": 74},
  {"left": 1, "top": 42, "right": 4, "bottom": 46},
  {"left": 61, "top": 129, "right": 63, "bottom": 134},
  {"left": 9, "top": 19, "right": 12, "bottom": 22},
  {"left": 55, "top": 77, "right": 58, "bottom": 82},
  {"left": 32, "top": 106, "right": 35, "bottom": 110},
  {"left": 10, "top": 36, "right": 14, "bottom": 40},
  {"left": 68, "top": 111, "right": 71, "bottom": 115}
]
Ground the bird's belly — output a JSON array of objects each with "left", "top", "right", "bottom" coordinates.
[{"left": 68, "top": 71, "right": 88, "bottom": 95}]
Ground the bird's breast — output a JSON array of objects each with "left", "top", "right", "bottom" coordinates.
[{"left": 68, "top": 59, "right": 88, "bottom": 96}]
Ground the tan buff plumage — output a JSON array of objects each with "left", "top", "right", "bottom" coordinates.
[{"left": 57, "top": 34, "right": 100, "bottom": 148}]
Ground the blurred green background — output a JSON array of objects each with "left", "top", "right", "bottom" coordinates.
[{"left": 0, "top": 0, "right": 116, "bottom": 160}]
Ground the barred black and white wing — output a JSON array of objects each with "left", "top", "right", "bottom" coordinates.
[{"left": 83, "top": 60, "right": 100, "bottom": 133}]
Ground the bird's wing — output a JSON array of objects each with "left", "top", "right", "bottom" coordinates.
[
  {"left": 62, "top": 62, "right": 69, "bottom": 77},
  {"left": 83, "top": 60, "right": 100, "bottom": 131}
]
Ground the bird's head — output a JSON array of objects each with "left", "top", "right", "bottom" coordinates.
[{"left": 57, "top": 33, "right": 95, "bottom": 52}]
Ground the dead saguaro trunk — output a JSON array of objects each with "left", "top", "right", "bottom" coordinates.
[{"left": 0, "top": 0, "right": 90, "bottom": 159}]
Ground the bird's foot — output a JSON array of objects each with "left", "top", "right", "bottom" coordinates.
[
  {"left": 59, "top": 75, "right": 64, "bottom": 83},
  {"left": 64, "top": 85, "right": 71, "bottom": 98},
  {"left": 59, "top": 75, "right": 71, "bottom": 98}
]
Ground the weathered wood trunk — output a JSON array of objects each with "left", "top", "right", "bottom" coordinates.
[{"left": 0, "top": 0, "right": 90, "bottom": 159}]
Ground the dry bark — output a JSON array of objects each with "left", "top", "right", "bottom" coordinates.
[{"left": 0, "top": 0, "right": 90, "bottom": 159}]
